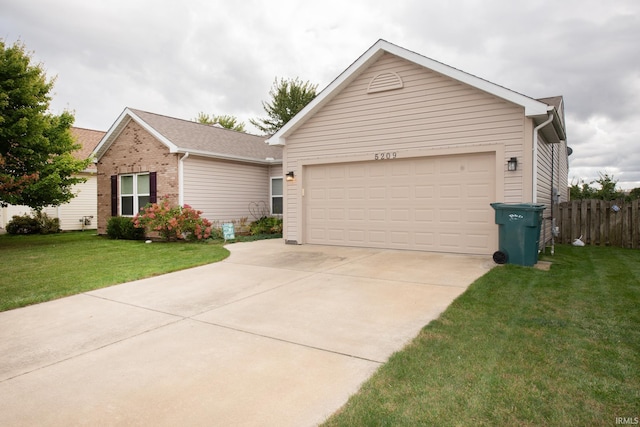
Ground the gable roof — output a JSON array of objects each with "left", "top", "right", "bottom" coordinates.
[
  {"left": 267, "top": 39, "right": 566, "bottom": 145},
  {"left": 70, "top": 127, "right": 105, "bottom": 172},
  {"left": 93, "top": 108, "right": 282, "bottom": 165}
]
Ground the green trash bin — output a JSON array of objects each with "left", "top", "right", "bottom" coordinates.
[{"left": 490, "top": 203, "right": 545, "bottom": 266}]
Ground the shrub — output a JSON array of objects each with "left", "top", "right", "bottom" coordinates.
[
  {"left": 34, "top": 211, "right": 60, "bottom": 234},
  {"left": 6, "top": 212, "right": 60, "bottom": 235},
  {"left": 106, "top": 216, "right": 145, "bottom": 240},
  {"left": 249, "top": 216, "right": 283, "bottom": 235},
  {"left": 6, "top": 214, "right": 41, "bottom": 235},
  {"left": 133, "top": 197, "right": 213, "bottom": 241}
]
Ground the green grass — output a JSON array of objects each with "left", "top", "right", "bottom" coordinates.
[
  {"left": 323, "top": 245, "right": 640, "bottom": 426},
  {"left": 0, "top": 232, "right": 229, "bottom": 312}
]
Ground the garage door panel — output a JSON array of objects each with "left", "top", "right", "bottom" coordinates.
[
  {"left": 305, "top": 153, "right": 496, "bottom": 254},
  {"left": 468, "top": 183, "right": 491, "bottom": 198},
  {"left": 440, "top": 209, "right": 461, "bottom": 223},
  {"left": 466, "top": 208, "right": 493, "bottom": 223},
  {"left": 391, "top": 231, "right": 410, "bottom": 244},
  {"left": 390, "top": 186, "right": 410, "bottom": 199},
  {"left": 415, "top": 209, "right": 434, "bottom": 222},
  {"left": 369, "top": 209, "right": 386, "bottom": 221},
  {"left": 369, "top": 187, "right": 386, "bottom": 199},
  {"left": 309, "top": 208, "right": 325, "bottom": 220},
  {"left": 349, "top": 188, "right": 366, "bottom": 199},
  {"left": 368, "top": 230, "right": 386, "bottom": 244},
  {"left": 349, "top": 209, "right": 365, "bottom": 220},
  {"left": 328, "top": 208, "right": 344, "bottom": 220},
  {"left": 467, "top": 233, "right": 491, "bottom": 249},
  {"left": 415, "top": 185, "right": 434, "bottom": 199},
  {"left": 328, "top": 188, "right": 345, "bottom": 200}
]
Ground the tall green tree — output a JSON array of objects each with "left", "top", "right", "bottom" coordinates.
[
  {"left": 250, "top": 77, "right": 317, "bottom": 135},
  {"left": 194, "top": 112, "right": 246, "bottom": 132},
  {"left": 0, "top": 40, "right": 89, "bottom": 209}
]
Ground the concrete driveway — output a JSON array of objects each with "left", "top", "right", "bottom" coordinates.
[{"left": 0, "top": 239, "right": 493, "bottom": 426}]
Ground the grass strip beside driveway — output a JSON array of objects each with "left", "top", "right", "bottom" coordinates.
[
  {"left": 323, "top": 245, "right": 640, "bottom": 426},
  {"left": 0, "top": 232, "right": 229, "bottom": 312}
]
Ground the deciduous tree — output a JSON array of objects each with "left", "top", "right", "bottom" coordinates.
[
  {"left": 194, "top": 112, "right": 246, "bottom": 132},
  {"left": 570, "top": 172, "right": 624, "bottom": 201},
  {"left": 0, "top": 40, "right": 89, "bottom": 209}
]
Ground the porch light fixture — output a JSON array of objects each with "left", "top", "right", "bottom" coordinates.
[
  {"left": 286, "top": 171, "right": 295, "bottom": 181},
  {"left": 507, "top": 157, "right": 518, "bottom": 171}
]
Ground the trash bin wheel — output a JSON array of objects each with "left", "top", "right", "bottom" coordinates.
[{"left": 493, "top": 251, "right": 508, "bottom": 264}]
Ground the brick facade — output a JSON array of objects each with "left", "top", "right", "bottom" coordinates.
[{"left": 96, "top": 121, "right": 179, "bottom": 234}]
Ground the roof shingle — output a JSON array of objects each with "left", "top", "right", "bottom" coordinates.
[
  {"left": 70, "top": 127, "right": 105, "bottom": 171},
  {"left": 129, "top": 109, "right": 282, "bottom": 161}
]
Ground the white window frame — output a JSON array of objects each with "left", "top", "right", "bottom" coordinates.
[
  {"left": 120, "top": 173, "right": 150, "bottom": 216},
  {"left": 270, "top": 177, "right": 283, "bottom": 215}
]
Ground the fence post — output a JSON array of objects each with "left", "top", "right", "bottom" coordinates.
[{"left": 633, "top": 199, "right": 638, "bottom": 250}]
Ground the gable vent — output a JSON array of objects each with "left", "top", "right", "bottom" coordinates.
[{"left": 367, "top": 72, "right": 404, "bottom": 94}]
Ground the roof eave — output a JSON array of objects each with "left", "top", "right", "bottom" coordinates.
[
  {"left": 267, "top": 44, "right": 386, "bottom": 146},
  {"left": 176, "top": 148, "right": 282, "bottom": 165},
  {"left": 268, "top": 39, "right": 557, "bottom": 145}
]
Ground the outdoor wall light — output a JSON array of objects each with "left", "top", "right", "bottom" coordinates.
[
  {"left": 507, "top": 157, "right": 518, "bottom": 171},
  {"left": 286, "top": 171, "right": 295, "bottom": 181}
]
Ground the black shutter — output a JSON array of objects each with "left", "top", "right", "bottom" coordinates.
[
  {"left": 110, "top": 175, "right": 118, "bottom": 216},
  {"left": 149, "top": 172, "right": 157, "bottom": 204}
]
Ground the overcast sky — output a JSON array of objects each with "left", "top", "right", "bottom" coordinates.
[{"left": 2, "top": 0, "right": 639, "bottom": 189}]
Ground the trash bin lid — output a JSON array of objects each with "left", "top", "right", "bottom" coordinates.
[{"left": 491, "top": 203, "right": 545, "bottom": 211}]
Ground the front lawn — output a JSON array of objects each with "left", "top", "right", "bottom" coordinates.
[
  {"left": 323, "top": 245, "right": 640, "bottom": 426},
  {"left": 0, "top": 232, "right": 229, "bottom": 312}
]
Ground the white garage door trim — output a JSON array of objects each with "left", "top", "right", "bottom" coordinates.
[{"left": 300, "top": 150, "right": 500, "bottom": 255}]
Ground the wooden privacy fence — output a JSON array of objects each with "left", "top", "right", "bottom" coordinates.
[{"left": 555, "top": 199, "right": 640, "bottom": 249}]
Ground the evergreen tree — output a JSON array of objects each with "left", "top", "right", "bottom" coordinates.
[{"left": 250, "top": 77, "right": 317, "bottom": 135}]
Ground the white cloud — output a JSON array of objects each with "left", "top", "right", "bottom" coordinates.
[{"left": 1, "top": 0, "right": 639, "bottom": 189}]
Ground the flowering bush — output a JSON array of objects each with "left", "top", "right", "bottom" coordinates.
[{"left": 133, "top": 197, "right": 213, "bottom": 241}]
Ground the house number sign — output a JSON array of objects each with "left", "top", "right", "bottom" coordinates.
[{"left": 374, "top": 152, "right": 397, "bottom": 160}]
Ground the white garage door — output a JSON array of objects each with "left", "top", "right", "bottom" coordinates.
[{"left": 305, "top": 152, "right": 496, "bottom": 254}]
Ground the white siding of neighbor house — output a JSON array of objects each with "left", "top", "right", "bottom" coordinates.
[
  {"left": 283, "top": 52, "right": 528, "bottom": 243},
  {"left": 1, "top": 174, "right": 97, "bottom": 231},
  {"left": 43, "top": 174, "right": 98, "bottom": 231},
  {"left": 0, "top": 204, "right": 32, "bottom": 229},
  {"left": 182, "top": 155, "right": 279, "bottom": 224}
]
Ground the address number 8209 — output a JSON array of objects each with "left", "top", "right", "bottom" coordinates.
[{"left": 374, "top": 152, "right": 397, "bottom": 160}]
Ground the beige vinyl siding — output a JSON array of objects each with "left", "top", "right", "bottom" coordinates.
[
  {"left": 536, "top": 135, "right": 553, "bottom": 248},
  {"left": 536, "top": 135, "right": 570, "bottom": 249},
  {"left": 43, "top": 174, "right": 98, "bottom": 230},
  {"left": 182, "top": 155, "right": 270, "bottom": 223},
  {"left": 268, "top": 164, "right": 283, "bottom": 178},
  {"left": 284, "top": 52, "right": 526, "bottom": 243}
]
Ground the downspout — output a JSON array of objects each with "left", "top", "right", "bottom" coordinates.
[
  {"left": 179, "top": 152, "right": 190, "bottom": 206},
  {"left": 532, "top": 113, "right": 554, "bottom": 203}
]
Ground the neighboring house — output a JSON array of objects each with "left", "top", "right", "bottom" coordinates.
[
  {"left": 0, "top": 127, "right": 103, "bottom": 231},
  {"left": 92, "top": 108, "right": 283, "bottom": 234},
  {"left": 267, "top": 39, "right": 568, "bottom": 255}
]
